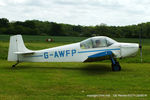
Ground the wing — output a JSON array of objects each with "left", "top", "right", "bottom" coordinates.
[{"left": 84, "top": 51, "right": 114, "bottom": 62}]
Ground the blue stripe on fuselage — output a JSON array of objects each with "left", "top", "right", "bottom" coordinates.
[
  {"left": 78, "top": 48, "right": 120, "bottom": 53},
  {"left": 88, "top": 51, "right": 112, "bottom": 58}
]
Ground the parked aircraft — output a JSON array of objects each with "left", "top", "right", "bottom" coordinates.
[{"left": 8, "top": 35, "right": 139, "bottom": 71}]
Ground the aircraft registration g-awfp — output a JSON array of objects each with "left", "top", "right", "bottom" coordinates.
[{"left": 8, "top": 35, "right": 139, "bottom": 71}]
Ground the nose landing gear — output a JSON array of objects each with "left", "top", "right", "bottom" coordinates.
[{"left": 110, "top": 56, "right": 121, "bottom": 71}]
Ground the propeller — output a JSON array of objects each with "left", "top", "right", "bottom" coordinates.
[{"left": 139, "top": 24, "right": 142, "bottom": 63}]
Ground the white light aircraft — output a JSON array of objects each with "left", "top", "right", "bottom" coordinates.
[{"left": 8, "top": 35, "right": 139, "bottom": 71}]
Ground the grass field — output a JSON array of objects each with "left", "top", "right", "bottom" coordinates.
[{"left": 0, "top": 35, "right": 150, "bottom": 99}]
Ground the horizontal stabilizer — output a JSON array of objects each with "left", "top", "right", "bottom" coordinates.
[{"left": 14, "top": 51, "right": 35, "bottom": 55}]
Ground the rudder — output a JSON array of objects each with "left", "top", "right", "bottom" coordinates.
[{"left": 7, "top": 35, "right": 29, "bottom": 61}]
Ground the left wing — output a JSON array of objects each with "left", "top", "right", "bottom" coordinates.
[{"left": 84, "top": 51, "right": 113, "bottom": 62}]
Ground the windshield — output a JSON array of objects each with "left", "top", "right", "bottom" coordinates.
[
  {"left": 106, "top": 37, "right": 117, "bottom": 46},
  {"left": 80, "top": 37, "right": 117, "bottom": 49}
]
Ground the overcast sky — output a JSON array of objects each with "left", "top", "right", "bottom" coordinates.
[{"left": 0, "top": 0, "right": 150, "bottom": 26}]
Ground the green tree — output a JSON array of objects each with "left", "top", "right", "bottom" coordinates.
[
  {"left": 0, "top": 18, "right": 9, "bottom": 27},
  {"left": 50, "top": 22, "right": 64, "bottom": 36}
]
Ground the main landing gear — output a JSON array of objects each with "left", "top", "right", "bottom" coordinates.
[{"left": 110, "top": 57, "right": 121, "bottom": 71}]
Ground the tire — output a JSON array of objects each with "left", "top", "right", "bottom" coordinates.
[
  {"left": 112, "top": 62, "right": 121, "bottom": 71},
  {"left": 12, "top": 65, "right": 15, "bottom": 68}
]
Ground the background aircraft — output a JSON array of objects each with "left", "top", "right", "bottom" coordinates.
[{"left": 8, "top": 35, "right": 139, "bottom": 71}]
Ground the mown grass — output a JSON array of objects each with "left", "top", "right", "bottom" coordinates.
[
  {"left": 0, "top": 35, "right": 150, "bottom": 99},
  {"left": 0, "top": 35, "right": 87, "bottom": 43},
  {"left": 0, "top": 60, "right": 150, "bottom": 99}
]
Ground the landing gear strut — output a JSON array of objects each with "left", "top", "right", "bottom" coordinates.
[
  {"left": 12, "top": 61, "right": 19, "bottom": 68},
  {"left": 110, "top": 57, "right": 121, "bottom": 71}
]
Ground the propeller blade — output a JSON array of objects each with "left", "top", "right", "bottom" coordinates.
[
  {"left": 139, "top": 43, "right": 142, "bottom": 63},
  {"left": 139, "top": 24, "right": 142, "bottom": 63}
]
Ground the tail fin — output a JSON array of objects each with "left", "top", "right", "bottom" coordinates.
[{"left": 7, "top": 35, "right": 30, "bottom": 61}]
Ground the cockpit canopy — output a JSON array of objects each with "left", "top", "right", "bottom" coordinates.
[{"left": 80, "top": 36, "right": 117, "bottom": 49}]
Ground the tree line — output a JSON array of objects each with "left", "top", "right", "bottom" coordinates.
[{"left": 0, "top": 18, "right": 150, "bottom": 38}]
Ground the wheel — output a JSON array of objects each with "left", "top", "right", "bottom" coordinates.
[
  {"left": 12, "top": 65, "right": 16, "bottom": 68},
  {"left": 112, "top": 62, "right": 121, "bottom": 71}
]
